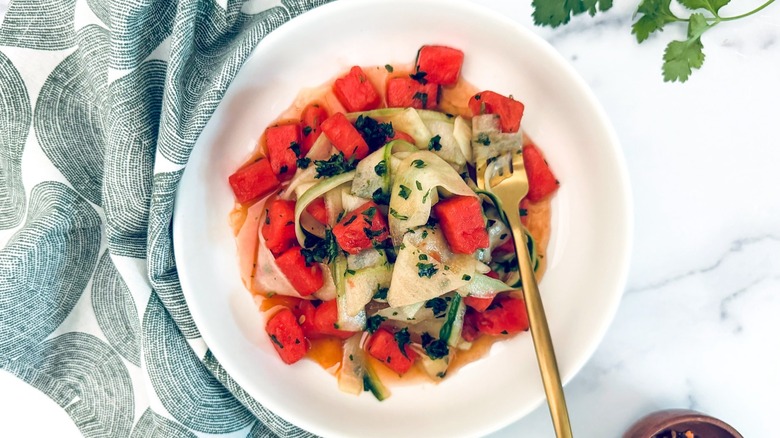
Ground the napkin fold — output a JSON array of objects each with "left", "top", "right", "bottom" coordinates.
[{"left": 0, "top": 0, "right": 329, "bottom": 436}]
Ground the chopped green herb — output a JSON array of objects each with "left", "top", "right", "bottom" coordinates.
[
  {"left": 354, "top": 115, "right": 394, "bottom": 150},
  {"left": 290, "top": 141, "right": 301, "bottom": 156},
  {"left": 409, "top": 70, "right": 428, "bottom": 84},
  {"left": 415, "top": 180, "right": 423, "bottom": 191},
  {"left": 296, "top": 157, "right": 311, "bottom": 169},
  {"left": 436, "top": 371, "right": 447, "bottom": 378},
  {"left": 264, "top": 209, "right": 270, "bottom": 225},
  {"left": 499, "top": 233, "right": 508, "bottom": 240},
  {"left": 422, "top": 190, "right": 431, "bottom": 203},
  {"left": 520, "top": 208, "right": 528, "bottom": 217},
  {"left": 428, "top": 135, "right": 442, "bottom": 151},
  {"left": 346, "top": 269, "right": 356, "bottom": 276},
  {"left": 314, "top": 152, "right": 357, "bottom": 178},
  {"left": 398, "top": 185, "right": 411, "bottom": 200},
  {"left": 476, "top": 133, "right": 491, "bottom": 146},
  {"left": 373, "top": 287, "right": 389, "bottom": 300},
  {"left": 334, "top": 323, "right": 340, "bottom": 329},
  {"left": 363, "top": 206, "right": 377, "bottom": 221},
  {"left": 390, "top": 208, "right": 409, "bottom": 221},
  {"left": 424, "top": 297, "right": 448, "bottom": 317},
  {"left": 349, "top": 354, "right": 354, "bottom": 361},
  {"left": 413, "top": 91, "right": 428, "bottom": 108},
  {"left": 411, "top": 159, "right": 426, "bottom": 168},
  {"left": 343, "top": 214, "right": 357, "bottom": 226},
  {"left": 372, "top": 188, "right": 390, "bottom": 205},
  {"left": 269, "top": 334, "right": 284, "bottom": 349},
  {"left": 374, "top": 160, "right": 387, "bottom": 176},
  {"left": 366, "top": 315, "right": 386, "bottom": 334},
  {"left": 421, "top": 332, "right": 449, "bottom": 359},
  {"left": 462, "top": 274, "right": 472, "bottom": 281},
  {"left": 421, "top": 230, "right": 429, "bottom": 239},
  {"left": 394, "top": 328, "right": 411, "bottom": 358},
  {"left": 301, "top": 228, "right": 340, "bottom": 265},
  {"left": 384, "top": 64, "right": 394, "bottom": 73},
  {"left": 418, "top": 254, "right": 428, "bottom": 261},
  {"left": 302, "top": 126, "right": 313, "bottom": 136},
  {"left": 363, "top": 227, "right": 384, "bottom": 239},
  {"left": 417, "top": 262, "right": 438, "bottom": 278},
  {"left": 487, "top": 219, "right": 496, "bottom": 227}
]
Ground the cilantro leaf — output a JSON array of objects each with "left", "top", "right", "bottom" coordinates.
[
  {"left": 314, "top": 152, "right": 357, "bottom": 178},
  {"left": 475, "top": 133, "right": 491, "bottom": 146},
  {"left": 366, "top": 315, "right": 386, "bottom": 334},
  {"left": 398, "top": 185, "right": 411, "bottom": 200},
  {"left": 290, "top": 141, "right": 301, "bottom": 156},
  {"left": 532, "top": 0, "right": 613, "bottom": 28},
  {"left": 632, "top": 0, "right": 678, "bottom": 43},
  {"left": 409, "top": 71, "right": 428, "bottom": 84},
  {"left": 372, "top": 188, "right": 390, "bottom": 205},
  {"left": 678, "top": 0, "right": 730, "bottom": 14},
  {"left": 394, "top": 328, "right": 411, "bottom": 357},
  {"left": 417, "top": 262, "right": 438, "bottom": 278},
  {"left": 421, "top": 333, "right": 449, "bottom": 360},
  {"left": 373, "top": 286, "right": 389, "bottom": 300},
  {"left": 428, "top": 135, "right": 442, "bottom": 152},
  {"left": 374, "top": 160, "right": 387, "bottom": 176},
  {"left": 389, "top": 208, "right": 408, "bottom": 221},
  {"left": 413, "top": 91, "right": 429, "bottom": 108},
  {"left": 662, "top": 13, "right": 708, "bottom": 82},
  {"left": 301, "top": 229, "right": 340, "bottom": 265},
  {"left": 354, "top": 115, "right": 394, "bottom": 151},
  {"left": 424, "top": 297, "right": 448, "bottom": 317}
]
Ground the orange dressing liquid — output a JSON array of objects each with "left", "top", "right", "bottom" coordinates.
[
  {"left": 308, "top": 337, "right": 344, "bottom": 373},
  {"left": 258, "top": 294, "right": 302, "bottom": 312}
]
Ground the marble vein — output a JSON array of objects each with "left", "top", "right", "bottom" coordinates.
[{"left": 626, "top": 234, "right": 780, "bottom": 294}]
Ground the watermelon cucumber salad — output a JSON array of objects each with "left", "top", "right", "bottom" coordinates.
[{"left": 228, "top": 45, "right": 560, "bottom": 400}]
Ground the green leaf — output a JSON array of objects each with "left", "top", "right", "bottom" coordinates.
[
  {"left": 678, "top": 0, "right": 730, "bottom": 14},
  {"left": 687, "top": 12, "right": 711, "bottom": 37},
  {"left": 631, "top": 0, "right": 678, "bottom": 43},
  {"left": 662, "top": 15, "right": 708, "bottom": 82},
  {"left": 532, "top": 0, "right": 613, "bottom": 27},
  {"left": 583, "top": 0, "right": 613, "bottom": 15}
]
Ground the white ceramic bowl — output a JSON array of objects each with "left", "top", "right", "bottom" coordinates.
[{"left": 174, "top": 0, "right": 632, "bottom": 436}]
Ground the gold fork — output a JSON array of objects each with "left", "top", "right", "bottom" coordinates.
[{"left": 482, "top": 150, "right": 573, "bottom": 438}]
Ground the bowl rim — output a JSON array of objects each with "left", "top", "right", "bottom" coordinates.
[
  {"left": 173, "top": 0, "right": 634, "bottom": 436},
  {"left": 623, "top": 409, "right": 744, "bottom": 438}
]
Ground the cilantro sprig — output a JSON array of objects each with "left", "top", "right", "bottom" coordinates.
[{"left": 533, "top": 0, "right": 775, "bottom": 82}]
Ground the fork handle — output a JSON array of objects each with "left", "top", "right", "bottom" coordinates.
[{"left": 506, "top": 212, "right": 573, "bottom": 438}]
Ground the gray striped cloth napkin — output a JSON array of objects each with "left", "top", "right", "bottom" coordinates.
[{"left": 0, "top": 0, "right": 329, "bottom": 436}]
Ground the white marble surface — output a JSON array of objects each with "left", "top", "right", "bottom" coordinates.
[{"left": 1, "top": 0, "right": 779, "bottom": 436}]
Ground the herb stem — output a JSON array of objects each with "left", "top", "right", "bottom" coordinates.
[{"left": 719, "top": 0, "right": 775, "bottom": 21}]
